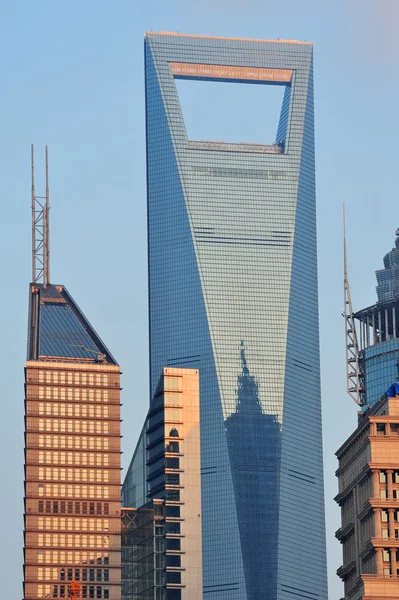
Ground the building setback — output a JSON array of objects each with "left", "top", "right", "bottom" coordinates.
[
  {"left": 145, "top": 31, "right": 327, "bottom": 599},
  {"left": 335, "top": 384, "right": 399, "bottom": 599},
  {"left": 24, "top": 283, "right": 122, "bottom": 600}
]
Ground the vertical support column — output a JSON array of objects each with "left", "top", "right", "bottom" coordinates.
[
  {"left": 360, "top": 319, "right": 363, "bottom": 350},
  {"left": 391, "top": 547, "right": 397, "bottom": 577},
  {"left": 393, "top": 306, "right": 397, "bottom": 339},
  {"left": 367, "top": 315, "right": 370, "bottom": 347},
  {"left": 375, "top": 509, "right": 382, "bottom": 538},
  {"left": 376, "top": 547, "right": 383, "bottom": 575},
  {"left": 385, "top": 308, "right": 389, "bottom": 342},
  {"left": 378, "top": 311, "right": 382, "bottom": 343},
  {"left": 372, "top": 313, "right": 377, "bottom": 344},
  {"left": 389, "top": 509, "right": 395, "bottom": 537}
]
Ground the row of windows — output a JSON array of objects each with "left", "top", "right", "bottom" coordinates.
[
  {"left": 35, "top": 387, "right": 111, "bottom": 402},
  {"left": 36, "top": 451, "right": 110, "bottom": 466},
  {"left": 37, "top": 371, "right": 110, "bottom": 386},
  {"left": 36, "top": 419, "right": 110, "bottom": 434},
  {"left": 36, "top": 550, "right": 110, "bottom": 565},
  {"left": 38, "top": 484, "right": 110, "bottom": 500},
  {"left": 36, "top": 517, "right": 109, "bottom": 532},
  {"left": 37, "top": 533, "right": 110, "bottom": 549},
  {"left": 37, "top": 584, "right": 109, "bottom": 599},
  {"left": 37, "top": 403, "right": 111, "bottom": 418},
  {"left": 37, "top": 567, "right": 109, "bottom": 582},
  {"left": 39, "top": 501, "right": 110, "bottom": 515},
  {"left": 37, "top": 467, "right": 110, "bottom": 483},
  {"left": 36, "top": 435, "right": 111, "bottom": 451}
]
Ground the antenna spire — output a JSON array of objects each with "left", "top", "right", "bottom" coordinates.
[
  {"left": 31, "top": 144, "right": 50, "bottom": 287},
  {"left": 344, "top": 204, "right": 365, "bottom": 406}
]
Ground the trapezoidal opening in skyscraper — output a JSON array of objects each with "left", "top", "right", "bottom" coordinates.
[{"left": 173, "top": 63, "right": 291, "bottom": 149}]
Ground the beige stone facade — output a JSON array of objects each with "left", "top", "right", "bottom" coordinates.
[{"left": 336, "top": 395, "right": 399, "bottom": 600}]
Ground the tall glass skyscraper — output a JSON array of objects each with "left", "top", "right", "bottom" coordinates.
[
  {"left": 354, "top": 230, "right": 399, "bottom": 409},
  {"left": 145, "top": 32, "right": 327, "bottom": 600}
]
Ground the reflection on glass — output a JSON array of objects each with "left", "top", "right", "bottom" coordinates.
[{"left": 225, "top": 342, "right": 281, "bottom": 599}]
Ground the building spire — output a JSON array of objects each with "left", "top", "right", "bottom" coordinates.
[
  {"left": 31, "top": 144, "right": 50, "bottom": 287},
  {"left": 343, "top": 204, "right": 364, "bottom": 406}
]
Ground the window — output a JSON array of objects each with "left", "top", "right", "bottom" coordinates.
[
  {"left": 166, "top": 538, "right": 181, "bottom": 551},
  {"left": 166, "top": 473, "right": 180, "bottom": 486},
  {"left": 377, "top": 423, "right": 387, "bottom": 435},
  {"left": 166, "top": 555, "right": 181, "bottom": 567},
  {"left": 380, "top": 472, "right": 387, "bottom": 483},
  {"left": 382, "top": 510, "right": 388, "bottom": 522},
  {"left": 165, "top": 489, "right": 180, "bottom": 501},
  {"left": 166, "top": 572, "right": 181, "bottom": 584},
  {"left": 165, "top": 521, "right": 181, "bottom": 534},
  {"left": 165, "top": 506, "right": 180, "bottom": 518},
  {"left": 380, "top": 489, "right": 387, "bottom": 499}
]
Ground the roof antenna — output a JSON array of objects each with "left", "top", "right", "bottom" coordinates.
[
  {"left": 31, "top": 144, "right": 50, "bottom": 287},
  {"left": 343, "top": 204, "right": 365, "bottom": 406}
]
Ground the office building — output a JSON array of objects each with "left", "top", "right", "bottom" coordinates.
[
  {"left": 335, "top": 383, "right": 399, "bottom": 599},
  {"left": 145, "top": 32, "right": 327, "bottom": 599},
  {"left": 352, "top": 231, "right": 399, "bottom": 409},
  {"left": 24, "top": 147, "right": 121, "bottom": 599},
  {"left": 122, "top": 367, "right": 202, "bottom": 600}
]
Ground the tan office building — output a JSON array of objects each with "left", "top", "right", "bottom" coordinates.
[
  {"left": 335, "top": 386, "right": 399, "bottom": 600},
  {"left": 122, "top": 367, "right": 202, "bottom": 600},
  {"left": 24, "top": 283, "right": 121, "bottom": 599}
]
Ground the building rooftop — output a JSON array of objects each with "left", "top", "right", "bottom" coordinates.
[
  {"left": 27, "top": 283, "right": 117, "bottom": 365},
  {"left": 145, "top": 31, "right": 312, "bottom": 45}
]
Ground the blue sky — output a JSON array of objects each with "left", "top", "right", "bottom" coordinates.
[{"left": 1, "top": 1, "right": 398, "bottom": 597}]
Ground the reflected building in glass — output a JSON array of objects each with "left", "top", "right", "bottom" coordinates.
[
  {"left": 145, "top": 32, "right": 327, "bottom": 600},
  {"left": 24, "top": 283, "right": 121, "bottom": 599}
]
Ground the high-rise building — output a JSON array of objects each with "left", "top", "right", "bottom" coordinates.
[
  {"left": 376, "top": 230, "right": 399, "bottom": 303},
  {"left": 335, "top": 384, "right": 399, "bottom": 599},
  {"left": 122, "top": 367, "right": 202, "bottom": 600},
  {"left": 24, "top": 147, "right": 121, "bottom": 600},
  {"left": 349, "top": 230, "right": 399, "bottom": 409},
  {"left": 145, "top": 32, "right": 327, "bottom": 599}
]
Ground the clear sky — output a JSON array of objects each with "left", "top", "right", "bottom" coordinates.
[{"left": 1, "top": 1, "right": 398, "bottom": 597}]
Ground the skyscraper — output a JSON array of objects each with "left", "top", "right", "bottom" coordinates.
[
  {"left": 24, "top": 147, "right": 121, "bottom": 600},
  {"left": 145, "top": 32, "right": 327, "bottom": 599},
  {"left": 349, "top": 230, "right": 399, "bottom": 409}
]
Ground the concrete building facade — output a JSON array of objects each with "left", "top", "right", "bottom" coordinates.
[
  {"left": 336, "top": 386, "right": 399, "bottom": 599},
  {"left": 122, "top": 368, "right": 202, "bottom": 600}
]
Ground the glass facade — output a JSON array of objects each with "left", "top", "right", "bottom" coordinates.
[
  {"left": 376, "top": 230, "right": 399, "bottom": 302},
  {"left": 24, "top": 283, "right": 121, "bottom": 600},
  {"left": 355, "top": 231, "right": 399, "bottom": 408},
  {"left": 145, "top": 32, "right": 327, "bottom": 600}
]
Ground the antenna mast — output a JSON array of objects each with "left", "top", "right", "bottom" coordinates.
[
  {"left": 344, "top": 205, "right": 364, "bottom": 406},
  {"left": 31, "top": 144, "right": 50, "bottom": 287}
]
